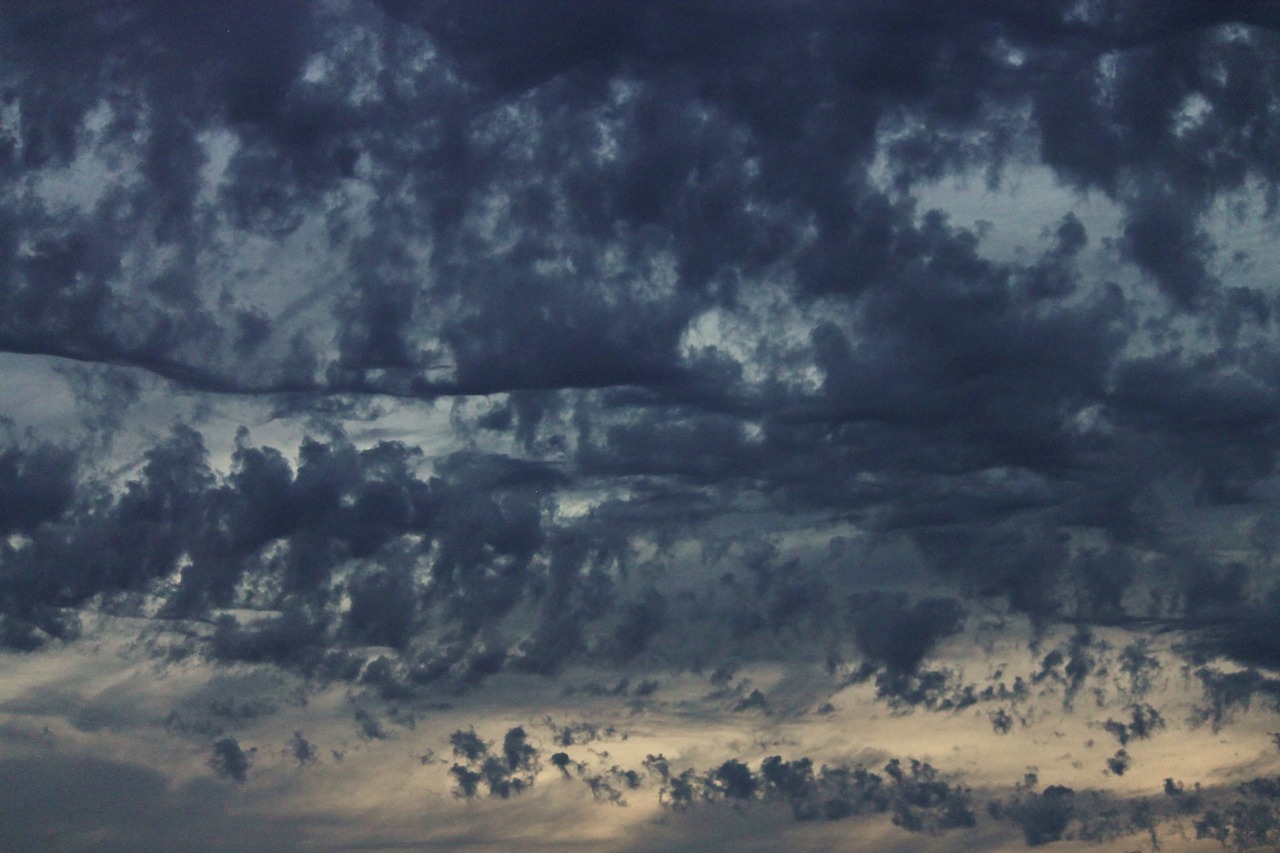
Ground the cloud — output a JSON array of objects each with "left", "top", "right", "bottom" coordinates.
[
  {"left": 290, "top": 730, "right": 318, "bottom": 766},
  {"left": 1102, "top": 702, "right": 1165, "bottom": 746},
  {"left": 447, "top": 725, "right": 541, "bottom": 799},
  {"left": 848, "top": 592, "right": 965, "bottom": 675},
  {"left": 209, "top": 736, "right": 255, "bottom": 783},
  {"left": 0, "top": 753, "right": 311, "bottom": 853}
]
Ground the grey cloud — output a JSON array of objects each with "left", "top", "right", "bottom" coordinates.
[
  {"left": 994, "top": 784, "right": 1075, "bottom": 847},
  {"left": 1106, "top": 748, "right": 1131, "bottom": 775},
  {"left": 0, "top": 435, "right": 77, "bottom": 537},
  {"left": 848, "top": 592, "right": 965, "bottom": 675},
  {"left": 1102, "top": 703, "right": 1165, "bottom": 746},
  {"left": 1191, "top": 666, "right": 1280, "bottom": 732},
  {"left": 209, "top": 736, "right": 255, "bottom": 784},
  {"left": 560, "top": 747, "right": 979, "bottom": 833},
  {"left": 0, "top": 753, "right": 308, "bottom": 853},
  {"left": 289, "top": 730, "right": 318, "bottom": 766},
  {"left": 447, "top": 725, "right": 541, "bottom": 799}
]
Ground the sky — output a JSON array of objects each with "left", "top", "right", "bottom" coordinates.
[{"left": 3, "top": 1, "right": 1280, "bottom": 850}]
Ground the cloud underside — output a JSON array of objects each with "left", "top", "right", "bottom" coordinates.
[{"left": 4, "top": 1, "right": 1280, "bottom": 849}]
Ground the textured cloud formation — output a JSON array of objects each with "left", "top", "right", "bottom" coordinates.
[{"left": 4, "top": 1, "right": 1280, "bottom": 850}]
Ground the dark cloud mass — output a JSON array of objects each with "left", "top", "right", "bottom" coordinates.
[{"left": 4, "top": 1, "right": 1280, "bottom": 850}]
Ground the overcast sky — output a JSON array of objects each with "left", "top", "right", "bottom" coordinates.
[{"left": 4, "top": 1, "right": 1280, "bottom": 850}]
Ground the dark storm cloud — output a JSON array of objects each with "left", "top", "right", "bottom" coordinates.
[
  {"left": 1, "top": 1, "right": 332, "bottom": 395},
  {"left": 0, "top": 422, "right": 637, "bottom": 689},
  {"left": 2, "top": 0, "right": 1273, "bottom": 439},
  {"left": 0, "top": 426, "right": 435, "bottom": 628},
  {"left": 0, "top": 432, "right": 77, "bottom": 537},
  {"left": 3, "top": 0, "right": 1275, "bottom": 406},
  {"left": 848, "top": 592, "right": 965, "bottom": 675}
]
